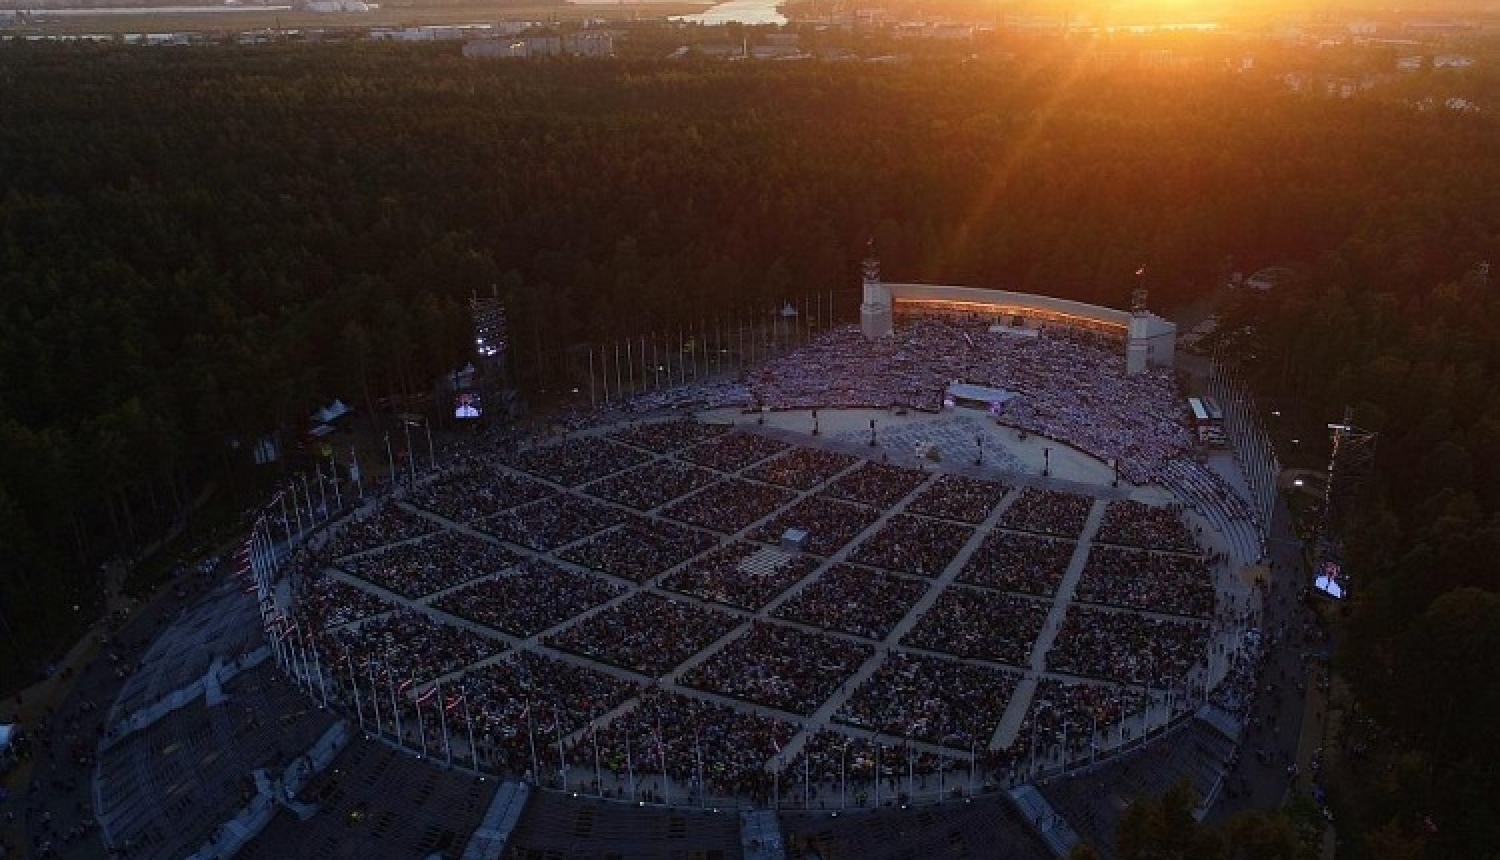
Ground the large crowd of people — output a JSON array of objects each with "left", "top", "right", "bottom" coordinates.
[
  {"left": 571, "top": 689, "right": 799, "bottom": 800},
  {"left": 558, "top": 518, "right": 719, "bottom": 584},
  {"left": 325, "top": 505, "right": 440, "bottom": 559},
  {"left": 677, "top": 432, "right": 788, "bottom": 473},
  {"left": 743, "top": 447, "right": 860, "bottom": 490},
  {"left": 748, "top": 320, "right": 1198, "bottom": 489},
  {"left": 407, "top": 465, "right": 554, "bottom": 523},
  {"left": 476, "top": 495, "right": 628, "bottom": 551},
  {"left": 902, "top": 587, "right": 1048, "bottom": 667},
  {"left": 295, "top": 572, "right": 393, "bottom": 630},
  {"left": 607, "top": 418, "right": 731, "bottom": 454},
  {"left": 772, "top": 564, "right": 929, "bottom": 640},
  {"left": 998, "top": 488, "right": 1094, "bottom": 538},
  {"left": 503, "top": 436, "right": 651, "bottom": 487},
  {"left": 265, "top": 376, "right": 1246, "bottom": 807},
  {"left": 545, "top": 593, "right": 742, "bottom": 678},
  {"left": 958, "top": 532, "right": 1076, "bottom": 597},
  {"left": 1095, "top": 500, "right": 1201, "bottom": 553},
  {"left": 849, "top": 514, "right": 973, "bottom": 577},
  {"left": 1011, "top": 678, "right": 1147, "bottom": 764},
  {"left": 337, "top": 530, "right": 520, "bottom": 598},
  {"left": 330, "top": 608, "right": 504, "bottom": 683},
  {"left": 582, "top": 460, "right": 720, "bottom": 512},
  {"left": 835, "top": 652, "right": 1019, "bottom": 749},
  {"left": 824, "top": 462, "right": 928, "bottom": 509},
  {"left": 905, "top": 474, "right": 1010, "bottom": 524},
  {"left": 432, "top": 560, "right": 623, "bottom": 637},
  {"left": 1074, "top": 546, "right": 1216, "bottom": 619},
  {"left": 1046, "top": 606, "right": 1210, "bottom": 686},
  {"left": 750, "top": 495, "right": 881, "bottom": 557},
  {"left": 680, "top": 621, "right": 874, "bottom": 716},
  {"left": 664, "top": 479, "right": 796, "bottom": 534},
  {"left": 659, "top": 542, "right": 822, "bottom": 610}
]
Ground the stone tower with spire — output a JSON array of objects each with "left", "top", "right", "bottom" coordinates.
[{"left": 860, "top": 240, "right": 893, "bottom": 340}]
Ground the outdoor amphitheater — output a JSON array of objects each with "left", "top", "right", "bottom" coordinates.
[{"left": 88, "top": 302, "right": 1277, "bottom": 860}]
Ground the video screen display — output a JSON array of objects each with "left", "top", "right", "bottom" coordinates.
[
  {"left": 454, "top": 391, "right": 482, "bottom": 420},
  {"left": 1313, "top": 560, "right": 1346, "bottom": 600}
]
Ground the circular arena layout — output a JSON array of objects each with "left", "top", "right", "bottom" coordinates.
[{"left": 94, "top": 317, "right": 1270, "bottom": 860}]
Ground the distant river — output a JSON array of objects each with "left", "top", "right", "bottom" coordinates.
[
  {"left": 671, "top": 0, "right": 784, "bottom": 26},
  {"left": 29, "top": 4, "right": 291, "bottom": 14}
]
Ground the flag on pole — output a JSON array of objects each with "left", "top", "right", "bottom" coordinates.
[
  {"left": 446, "top": 694, "right": 464, "bottom": 713},
  {"left": 417, "top": 684, "right": 439, "bottom": 705}
]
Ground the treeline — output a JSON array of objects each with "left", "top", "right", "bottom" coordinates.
[{"left": 0, "top": 40, "right": 1497, "bottom": 718}]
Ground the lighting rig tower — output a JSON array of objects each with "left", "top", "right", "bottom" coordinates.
[{"left": 1322, "top": 406, "right": 1377, "bottom": 543}]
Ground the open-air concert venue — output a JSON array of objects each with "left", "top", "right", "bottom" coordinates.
[{"left": 86, "top": 264, "right": 1284, "bottom": 860}]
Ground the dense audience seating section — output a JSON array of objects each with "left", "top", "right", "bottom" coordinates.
[
  {"left": 432, "top": 559, "right": 623, "bottom": 638},
  {"left": 502, "top": 436, "right": 651, "bottom": 486},
  {"left": 824, "top": 461, "right": 929, "bottom": 510},
  {"left": 905, "top": 473, "right": 1011, "bottom": 524},
  {"left": 407, "top": 462, "right": 555, "bottom": 523},
  {"left": 330, "top": 607, "right": 504, "bottom": 682},
  {"left": 742, "top": 447, "right": 861, "bottom": 490},
  {"left": 1045, "top": 605, "right": 1210, "bottom": 686},
  {"left": 750, "top": 320, "right": 1196, "bottom": 491},
  {"left": 608, "top": 418, "right": 732, "bottom": 454},
  {"left": 557, "top": 517, "right": 720, "bottom": 584},
  {"left": 581, "top": 459, "right": 721, "bottom": 511},
  {"left": 849, "top": 514, "right": 974, "bottom": 577},
  {"left": 475, "top": 494, "right": 629, "bottom": 551},
  {"left": 446, "top": 652, "right": 638, "bottom": 775},
  {"left": 836, "top": 652, "right": 1021, "bottom": 750},
  {"left": 327, "top": 504, "right": 442, "bottom": 560},
  {"left": 773, "top": 564, "right": 929, "bottom": 640},
  {"left": 680, "top": 621, "right": 874, "bottom": 716},
  {"left": 545, "top": 592, "right": 744, "bottom": 678},
  {"left": 957, "top": 532, "right": 1076, "bottom": 598},
  {"left": 337, "top": 529, "right": 520, "bottom": 598},
  {"left": 677, "top": 432, "right": 789, "bottom": 473},
  {"left": 296, "top": 573, "right": 395, "bottom": 630},
  {"left": 663, "top": 479, "right": 797, "bottom": 534},
  {"left": 659, "top": 541, "right": 823, "bottom": 611},
  {"left": 1009, "top": 678, "right": 1147, "bottom": 762},
  {"left": 238, "top": 735, "right": 497, "bottom": 860},
  {"left": 997, "top": 488, "right": 1093, "bottom": 539},
  {"left": 1073, "top": 545, "right": 1215, "bottom": 619},
  {"left": 579, "top": 689, "right": 800, "bottom": 797},
  {"left": 750, "top": 494, "right": 882, "bottom": 557},
  {"left": 98, "top": 664, "right": 338, "bottom": 860},
  {"left": 1095, "top": 499, "right": 1201, "bottom": 553},
  {"left": 901, "top": 587, "right": 1048, "bottom": 667},
  {"left": 785, "top": 730, "right": 966, "bottom": 793}
]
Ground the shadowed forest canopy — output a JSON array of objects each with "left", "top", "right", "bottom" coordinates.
[{"left": 3, "top": 50, "right": 1500, "bottom": 850}]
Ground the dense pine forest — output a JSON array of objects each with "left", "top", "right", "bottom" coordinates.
[{"left": 2, "top": 38, "right": 1500, "bottom": 856}]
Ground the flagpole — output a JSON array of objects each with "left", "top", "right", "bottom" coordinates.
[
  {"left": 368, "top": 659, "right": 383, "bottom": 736},
  {"left": 555, "top": 709, "right": 567, "bottom": 790},
  {"left": 526, "top": 700, "right": 539, "bottom": 784},
  {"left": 803, "top": 750, "right": 810, "bottom": 809},
  {"left": 625, "top": 725, "right": 636, "bottom": 800},
  {"left": 303, "top": 626, "right": 329, "bottom": 708},
  {"left": 874, "top": 736, "right": 880, "bottom": 807},
  {"left": 344, "top": 648, "right": 364, "bottom": 730},
  {"left": 592, "top": 717, "right": 603, "bottom": 798},
  {"left": 694, "top": 726, "right": 705, "bottom": 808},
  {"left": 655, "top": 718, "right": 670, "bottom": 806},
  {"left": 463, "top": 696, "right": 477, "bottom": 771},
  {"left": 439, "top": 681, "right": 452, "bottom": 768},
  {"left": 329, "top": 452, "right": 342, "bottom": 509},
  {"left": 388, "top": 662, "right": 404, "bottom": 746},
  {"left": 840, "top": 738, "right": 848, "bottom": 810},
  {"left": 417, "top": 686, "right": 430, "bottom": 758},
  {"left": 351, "top": 446, "right": 363, "bottom": 500}
]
